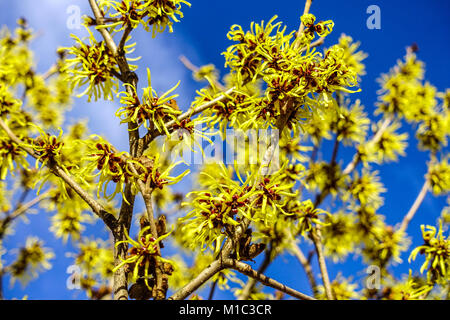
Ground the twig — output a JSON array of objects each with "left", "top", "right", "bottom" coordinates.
[
  {"left": 207, "top": 279, "right": 218, "bottom": 300},
  {"left": 238, "top": 242, "right": 273, "bottom": 300},
  {"left": 169, "top": 259, "right": 225, "bottom": 300},
  {"left": 42, "top": 64, "right": 59, "bottom": 81},
  {"left": 398, "top": 179, "right": 430, "bottom": 233},
  {"left": 299, "top": 37, "right": 325, "bottom": 53},
  {"left": 0, "top": 189, "right": 52, "bottom": 239},
  {"left": 310, "top": 228, "right": 333, "bottom": 300},
  {"left": 179, "top": 55, "right": 199, "bottom": 73},
  {"left": 313, "top": 116, "right": 394, "bottom": 209},
  {"left": 330, "top": 135, "right": 340, "bottom": 165},
  {"left": 290, "top": 240, "right": 319, "bottom": 296},
  {"left": 88, "top": 0, "right": 118, "bottom": 57},
  {"left": 0, "top": 118, "right": 118, "bottom": 234},
  {"left": 179, "top": 55, "right": 226, "bottom": 91},
  {"left": 343, "top": 116, "right": 393, "bottom": 176},
  {"left": 225, "top": 259, "right": 315, "bottom": 300}
]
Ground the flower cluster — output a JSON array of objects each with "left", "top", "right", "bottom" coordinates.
[
  {"left": 300, "top": 13, "right": 334, "bottom": 43},
  {"left": 9, "top": 237, "right": 54, "bottom": 285},
  {"left": 409, "top": 221, "right": 449, "bottom": 285},
  {"left": 98, "top": 0, "right": 191, "bottom": 37},
  {"left": 81, "top": 136, "right": 188, "bottom": 202},
  {"left": 345, "top": 169, "right": 386, "bottom": 209},
  {"left": 427, "top": 158, "right": 450, "bottom": 196},
  {"left": 359, "top": 121, "right": 408, "bottom": 164},
  {"left": 321, "top": 212, "right": 357, "bottom": 262},
  {"left": 376, "top": 52, "right": 449, "bottom": 153},
  {"left": 0, "top": 134, "right": 28, "bottom": 180},
  {"left": 116, "top": 68, "right": 181, "bottom": 135},
  {"left": 24, "top": 126, "right": 65, "bottom": 169},
  {"left": 187, "top": 14, "right": 361, "bottom": 136},
  {"left": 72, "top": 238, "right": 114, "bottom": 299},
  {"left": 113, "top": 225, "right": 173, "bottom": 293},
  {"left": 317, "top": 275, "right": 359, "bottom": 300},
  {"left": 288, "top": 199, "right": 330, "bottom": 236},
  {"left": 62, "top": 27, "right": 137, "bottom": 101},
  {"left": 180, "top": 182, "right": 248, "bottom": 253}
]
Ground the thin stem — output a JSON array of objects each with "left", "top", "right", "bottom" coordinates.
[
  {"left": 330, "top": 135, "right": 340, "bottom": 165},
  {"left": 0, "top": 189, "right": 52, "bottom": 238},
  {"left": 169, "top": 259, "right": 225, "bottom": 300},
  {"left": 88, "top": 0, "right": 118, "bottom": 56},
  {"left": 399, "top": 179, "right": 430, "bottom": 234},
  {"left": 238, "top": 243, "right": 273, "bottom": 300},
  {"left": 314, "top": 116, "right": 394, "bottom": 209},
  {"left": 343, "top": 116, "right": 393, "bottom": 176},
  {"left": 310, "top": 228, "right": 333, "bottom": 300},
  {"left": 299, "top": 37, "right": 324, "bottom": 53},
  {"left": 141, "top": 191, "right": 165, "bottom": 299},
  {"left": 293, "top": 0, "right": 313, "bottom": 50},
  {"left": 142, "top": 87, "right": 236, "bottom": 146},
  {"left": 179, "top": 55, "right": 226, "bottom": 91},
  {"left": 179, "top": 55, "right": 199, "bottom": 73},
  {"left": 290, "top": 240, "right": 319, "bottom": 297},
  {"left": 225, "top": 259, "right": 315, "bottom": 300}
]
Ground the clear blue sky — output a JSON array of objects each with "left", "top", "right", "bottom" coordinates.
[{"left": 0, "top": 0, "right": 448, "bottom": 299}]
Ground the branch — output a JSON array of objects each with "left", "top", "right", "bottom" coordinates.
[
  {"left": 0, "top": 118, "right": 118, "bottom": 234},
  {"left": 238, "top": 242, "right": 273, "bottom": 300},
  {"left": 293, "top": 0, "right": 313, "bottom": 50},
  {"left": 343, "top": 115, "right": 393, "bottom": 176},
  {"left": 88, "top": 0, "right": 142, "bottom": 300},
  {"left": 88, "top": 0, "right": 118, "bottom": 57},
  {"left": 398, "top": 179, "right": 430, "bottom": 233},
  {"left": 142, "top": 87, "right": 235, "bottom": 145},
  {"left": 290, "top": 240, "right": 319, "bottom": 297},
  {"left": 310, "top": 228, "right": 333, "bottom": 300},
  {"left": 0, "top": 189, "right": 52, "bottom": 239},
  {"left": 207, "top": 279, "right": 218, "bottom": 300},
  {"left": 179, "top": 55, "right": 226, "bottom": 91},
  {"left": 313, "top": 115, "right": 394, "bottom": 208},
  {"left": 330, "top": 134, "right": 340, "bottom": 165},
  {"left": 224, "top": 259, "right": 315, "bottom": 300},
  {"left": 169, "top": 259, "right": 225, "bottom": 300}
]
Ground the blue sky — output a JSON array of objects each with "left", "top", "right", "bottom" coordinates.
[{"left": 0, "top": 0, "right": 449, "bottom": 299}]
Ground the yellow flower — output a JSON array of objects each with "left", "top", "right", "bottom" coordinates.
[{"left": 62, "top": 27, "right": 137, "bottom": 101}]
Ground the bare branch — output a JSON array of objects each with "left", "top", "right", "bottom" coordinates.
[
  {"left": 169, "top": 259, "right": 225, "bottom": 300},
  {"left": 343, "top": 115, "right": 393, "bottom": 176}
]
